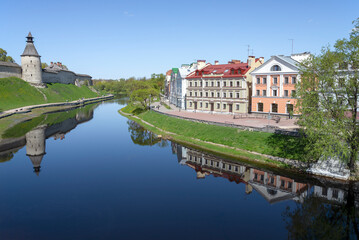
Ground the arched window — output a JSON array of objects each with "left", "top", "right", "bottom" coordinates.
[{"left": 271, "top": 65, "right": 281, "bottom": 71}]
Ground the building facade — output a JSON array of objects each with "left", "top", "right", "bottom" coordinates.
[
  {"left": 250, "top": 53, "right": 310, "bottom": 115},
  {"left": 169, "top": 60, "right": 208, "bottom": 109},
  {"left": 186, "top": 57, "right": 263, "bottom": 114}
]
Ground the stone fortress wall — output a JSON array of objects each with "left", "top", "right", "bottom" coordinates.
[
  {"left": 0, "top": 33, "right": 92, "bottom": 86},
  {"left": 0, "top": 62, "right": 22, "bottom": 78}
]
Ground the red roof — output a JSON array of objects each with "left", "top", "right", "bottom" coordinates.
[{"left": 187, "top": 62, "right": 250, "bottom": 79}]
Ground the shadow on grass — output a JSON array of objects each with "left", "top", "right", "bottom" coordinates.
[{"left": 266, "top": 132, "right": 309, "bottom": 161}]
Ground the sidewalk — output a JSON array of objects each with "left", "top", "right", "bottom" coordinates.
[{"left": 151, "top": 100, "right": 299, "bottom": 130}]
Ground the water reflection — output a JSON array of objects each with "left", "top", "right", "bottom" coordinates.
[
  {"left": 0, "top": 104, "right": 98, "bottom": 174},
  {"left": 127, "top": 120, "right": 168, "bottom": 148},
  {"left": 127, "top": 119, "right": 359, "bottom": 238}
]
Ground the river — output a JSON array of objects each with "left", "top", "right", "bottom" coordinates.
[{"left": 0, "top": 99, "right": 358, "bottom": 239}]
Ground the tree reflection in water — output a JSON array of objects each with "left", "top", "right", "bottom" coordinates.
[
  {"left": 127, "top": 120, "right": 168, "bottom": 148},
  {"left": 283, "top": 182, "right": 359, "bottom": 239}
]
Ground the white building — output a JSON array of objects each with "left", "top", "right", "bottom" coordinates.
[{"left": 169, "top": 60, "right": 208, "bottom": 109}]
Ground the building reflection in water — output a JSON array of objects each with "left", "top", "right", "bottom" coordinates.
[
  {"left": 171, "top": 142, "right": 357, "bottom": 206},
  {"left": 0, "top": 104, "right": 97, "bottom": 175}
]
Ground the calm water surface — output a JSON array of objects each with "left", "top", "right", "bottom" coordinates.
[{"left": 0, "top": 100, "right": 358, "bottom": 239}]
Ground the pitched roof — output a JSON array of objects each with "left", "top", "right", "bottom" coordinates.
[
  {"left": 187, "top": 62, "right": 249, "bottom": 79},
  {"left": 0, "top": 61, "right": 21, "bottom": 68},
  {"left": 21, "top": 42, "right": 40, "bottom": 57}
]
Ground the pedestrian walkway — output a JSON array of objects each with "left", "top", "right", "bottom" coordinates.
[{"left": 151, "top": 100, "right": 299, "bottom": 130}]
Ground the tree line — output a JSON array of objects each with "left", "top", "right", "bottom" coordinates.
[{"left": 94, "top": 73, "right": 165, "bottom": 108}]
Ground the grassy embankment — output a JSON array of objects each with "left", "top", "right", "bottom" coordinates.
[
  {"left": 120, "top": 105, "right": 306, "bottom": 168},
  {"left": 0, "top": 77, "right": 100, "bottom": 111}
]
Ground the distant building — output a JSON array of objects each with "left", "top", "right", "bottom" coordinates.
[
  {"left": 0, "top": 32, "right": 92, "bottom": 87},
  {"left": 186, "top": 57, "right": 263, "bottom": 114},
  {"left": 250, "top": 53, "right": 310, "bottom": 115},
  {"left": 164, "top": 69, "right": 172, "bottom": 99}
]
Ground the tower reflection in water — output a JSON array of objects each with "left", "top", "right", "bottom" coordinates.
[{"left": 0, "top": 103, "right": 97, "bottom": 175}]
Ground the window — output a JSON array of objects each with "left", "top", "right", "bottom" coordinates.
[
  {"left": 236, "top": 104, "right": 239, "bottom": 110},
  {"left": 195, "top": 92, "right": 197, "bottom": 97},
  {"left": 205, "top": 103, "right": 208, "bottom": 108},
  {"left": 235, "top": 166, "right": 238, "bottom": 172},
  {"left": 200, "top": 81, "right": 202, "bottom": 87},
  {"left": 258, "top": 103, "right": 263, "bottom": 112},
  {"left": 263, "top": 90, "right": 267, "bottom": 96},
  {"left": 254, "top": 173, "right": 258, "bottom": 179},
  {"left": 287, "top": 104, "right": 293, "bottom": 114},
  {"left": 206, "top": 81, "right": 208, "bottom": 87},
  {"left": 322, "top": 188, "right": 328, "bottom": 196},
  {"left": 210, "top": 161, "right": 213, "bottom": 166},
  {"left": 211, "top": 82, "right": 214, "bottom": 87},
  {"left": 288, "top": 182, "right": 292, "bottom": 189},
  {"left": 263, "top": 78, "right": 267, "bottom": 84},
  {"left": 211, "top": 92, "right": 214, "bottom": 97},
  {"left": 228, "top": 165, "right": 232, "bottom": 170},
  {"left": 273, "top": 90, "right": 277, "bottom": 96},
  {"left": 231, "top": 69, "right": 235, "bottom": 74},
  {"left": 333, "top": 189, "right": 339, "bottom": 199},
  {"left": 230, "top": 93, "right": 233, "bottom": 98},
  {"left": 237, "top": 81, "right": 240, "bottom": 87},
  {"left": 224, "top": 82, "right": 227, "bottom": 87},
  {"left": 281, "top": 180, "right": 285, "bottom": 187},
  {"left": 257, "top": 78, "right": 260, "bottom": 84},
  {"left": 285, "top": 77, "right": 289, "bottom": 84},
  {"left": 190, "top": 102, "right": 192, "bottom": 107},
  {"left": 236, "top": 93, "right": 240, "bottom": 98},
  {"left": 216, "top": 162, "right": 219, "bottom": 167},
  {"left": 190, "top": 82, "right": 192, "bottom": 87},
  {"left": 271, "top": 65, "right": 281, "bottom": 71},
  {"left": 284, "top": 90, "right": 289, "bottom": 97},
  {"left": 200, "top": 92, "right": 202, "bottom": 97},
  {"left": 217, "top": 103, "right": 220, "bottom": 109},
  {"left": 217, "top": 92, "right": 220, "bottom": 98},
  {"left": 256, "top": 90, "right": 260, "bottom": 96},
  {"left": 272, "top": 103, "right": 278, "bottom": 113},
  {"left": 230, "top": 81, "right": 233, "bottom": 87},
  {"left": 200, "top": 102, "right": 202, "bottom": 108},
  {"left": 292, "top": 77, "right": 297, "bottom": 84},
  {"left": 217, "top": 81, "right": 220, "bottom": 87},
  {"left": 223, "top": 163, "right": 226, "bottom": 169},
  {"left": 223, "top": 93, "right": 226, "bottom": 98},
  {"left": 206, "top": 92, "right": 208, "bottom": 97},
  {"left": 223, "top": 104, "right": 226, "bottom": 109},
  {"left": 270, "top": 177, "right": 274, "bottom": 184},
  {"left": 291, "top": 90, "right": 296, "bottom": 97},
  {"left": 195, "top": 82, "right": 197, "bottom": 87},
  {"left": 260, "top": 175, "right": 264, "bottom": 181},
  {"left": 190, "top": 92, "right": 192, "bottom": 96},
  {"left": 273, "top": 77, "right": 278, "bottom": 84}
]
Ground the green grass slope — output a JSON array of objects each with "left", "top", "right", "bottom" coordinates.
[
  {"left": 0, "top": 77, "right": 46, "bottom": 111},
  {"left": 40, "top": 83, "right": 98, "bottom": 103},
  {"left": 0, "top": 77, "right": 100, "bottom": 111}
]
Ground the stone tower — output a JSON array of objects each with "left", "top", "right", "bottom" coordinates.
[
  {"left": 26, "top": 125, "right": 46, "bottom": 175},
  {"left": 21, "top": 32, "right": 44, "bottom": 87}
]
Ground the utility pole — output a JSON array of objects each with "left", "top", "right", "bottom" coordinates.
[{"left": 289, "top": 39, "right": 294, "bottom": 54}]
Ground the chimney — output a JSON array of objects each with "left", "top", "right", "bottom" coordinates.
[
  {"left": 259, "top": 57, "right": 264, "bottom": 63},
  {"left": 197, "top": 60, "right": 206, "bottom": 70},
  {"left": 215, "top": 60, "right": 219, "bottom": 65},
  {"left": 247, "top": 56, "right": 255, "bottom": 68}
]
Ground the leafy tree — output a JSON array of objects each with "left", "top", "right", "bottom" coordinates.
[
  {"left": 0, "top": 48, "right": 15, "bottom": 63},
  {"left": 296, "top": 18, "right": 359, "bottom": 175},
  {"left": 41, "top": 63, "right": 48, "bottom": 69},
  {"left": 130, "top": 87, "right": 158, "bottom": 109},
  {"left": 127, "top": 120, "right": 161, "bottom": 146}
]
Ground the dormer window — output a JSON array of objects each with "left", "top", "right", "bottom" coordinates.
[
  {"left": 271, "top": 65, "right": 281, "bottom": 71},
  {"left": 196, "top": 71, "right": 199, "bottom": 76},
  {"left": 231, "top": 69, "right": 235, "bottom": 74}
]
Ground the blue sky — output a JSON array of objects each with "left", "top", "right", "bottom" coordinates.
[{"left": 1, "top": 0, "right": 358, "bottom": 79}]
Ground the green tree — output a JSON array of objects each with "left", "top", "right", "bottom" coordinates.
[
  {"left": 296, "top": 18, "right": 359, "bottom": 175},
  {"left": 41, "top": 63, "right": 48, "bottom": 69},
  {"left": 130, "top": 87, "right": 158, "bottom": 109},
  {"left": 0, "top": 48, "right": 15, "bottom": 63}
]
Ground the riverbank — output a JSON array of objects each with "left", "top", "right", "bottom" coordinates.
[
  {"left": 119, "top": 105, "right": 356, "bottom": 181},
  {"left": 0, "top": 94, "right": 114, "bottom": 119},
  {"left": 0, "top": 77, "right": 102, "bottom": 111},
  {"left": 119, "top": 107, "right": 308, "bottom": 168}
]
